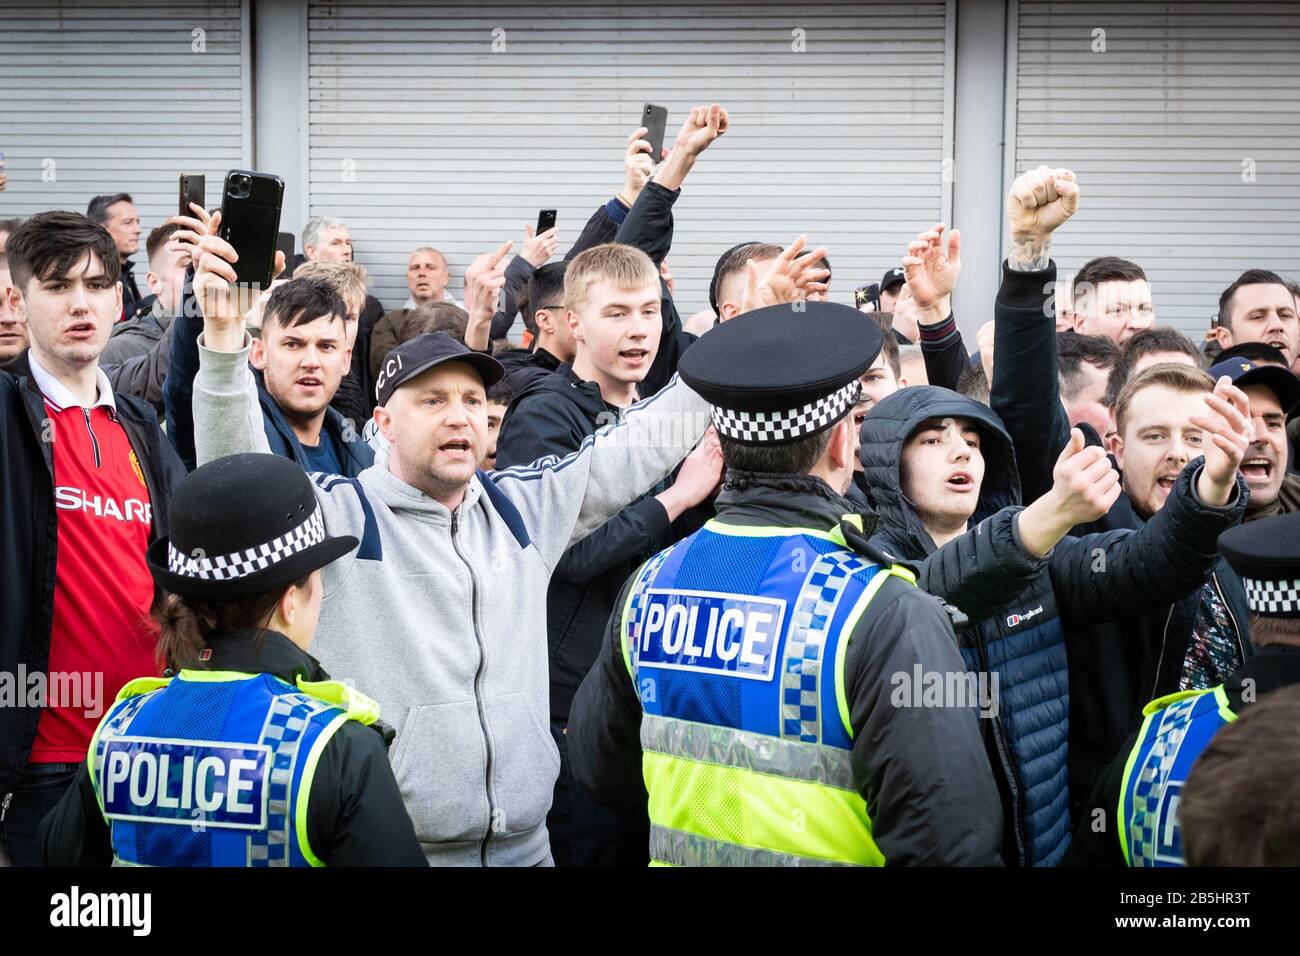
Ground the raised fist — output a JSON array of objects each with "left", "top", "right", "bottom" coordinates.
[{"left": 1007, "top": 165, "right": 1079, "bottom": 243}]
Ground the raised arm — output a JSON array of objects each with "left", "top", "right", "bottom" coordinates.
[
  {"left": 902, "top": 223, "right": 965, "bottom": 391},
  {"left": 564, "top": 126, "right": 660, "bottom": 262},
  {"left": 991, "top": 166, "right": 1079, "bottom": 503}
]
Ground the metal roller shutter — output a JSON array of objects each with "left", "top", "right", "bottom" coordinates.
[
  {"left": 307, "top": 0, "right": 951, "bottom": 317},
  {"left": 0, "top": 0, "right": 250, "bottom": 270},
  {"left": 1012, "top": 1, "right": 1300, "bottom": 338}
]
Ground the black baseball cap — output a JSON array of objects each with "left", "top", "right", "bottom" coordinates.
[
  {"left": 375, "top": 332, "right": 505, "bottom": 407},
  {"left": 1208, "top": 357, "right": 1300, "bottom": 414},
  {"left": 881, "top": 267, "right": 906, "bottom": 293}
]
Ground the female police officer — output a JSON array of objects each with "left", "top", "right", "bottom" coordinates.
[{"left": 40, "top": 453, "right": 426, "bottom": 866}]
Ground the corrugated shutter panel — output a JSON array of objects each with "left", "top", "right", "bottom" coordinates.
[
  {"left": 0, "top": 1, "right": 247, "bottom": 270},
  {"left": 307, "top": 0, "right": 948, "bottom": 319},
  {"left": 1014, "top": 1, "right": 1300, "bottom": 338}
]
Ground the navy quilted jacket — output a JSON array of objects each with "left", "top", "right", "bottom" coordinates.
[{"left": 860, "top": 387, "right": 1247, "bottom": 866}]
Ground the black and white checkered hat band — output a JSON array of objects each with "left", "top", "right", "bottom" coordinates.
[
  {"left": 710, "top": 380, "right": 863, "bottom": 444},
  {"left": 167, "top": 507, "right": 326, "bottom": 581},
  {"left": 1243, "top": 576, "right": 1300, "bottom": 617}
]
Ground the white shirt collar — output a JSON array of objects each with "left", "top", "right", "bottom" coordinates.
[{"left": 27, "top": 350, "right": 116, "bottom": 412}]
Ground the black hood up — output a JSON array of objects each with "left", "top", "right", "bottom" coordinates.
[{"left": 858, "top": 386, "right": 1022, "bottom": 559}]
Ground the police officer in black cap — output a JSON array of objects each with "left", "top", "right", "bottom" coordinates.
[
  {"left": 1068, "top": 511, "right": 1300, "bottom": 867},
  {"left": 40, "top": 453, "right": 426, "bottom": 867},
  {"left": 568, "top": 301, "right": 1005, "bottom": 866}
]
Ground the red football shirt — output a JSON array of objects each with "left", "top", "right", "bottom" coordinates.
[{"left": 30, "top": 397, "right": 160, "bottom": 763}]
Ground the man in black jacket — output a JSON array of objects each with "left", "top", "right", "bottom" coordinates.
[
  {"left": 0, "top": 212, "right": 185, "bottom": 866},
  {"left": 493, "top": 262, "right": 574, "bottom": 395},
  {"left": 989, "top": 165, "right": 1255, "bottom": 823},
  {"left": 495, "top": 241, "right": 723, "bottom": 866}
]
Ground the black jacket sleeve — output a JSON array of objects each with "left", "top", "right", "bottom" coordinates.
[
  {"left": 555, "top": 496, "right": 671, "bottom": 585},
  {"left": 565, "top": 197, "right": 629, "bottom": 262},
  {"left": 1048, "top": 461, "right": 1248, "bottom": 627},
  {"left": 163, "top": 266, "right": 202, "bottom": 470},
  {"left": 40, "top": 763, "right": 114, "bottom": 866},
  {"left": 306, "top": 721, "right": 427, "bottom": 866},
  {"left": 912, "top": 506, "right": 1047, "bottom": 622},
  {"left": 489, "top": 255, "right": 538, "bottom": 341},
  {"left": 103, "top": 318, "right": 175, "bottom": 414},
  {"left": 917, "top": 313, "right": 968, "bottom": 392},
  {"left": 494, "top": 390, "right": 592, "bottom": 471},
  {"left": 845, "top": 576, "right": 1006, "bottom": 865},
  {"left": 567, "top": 574, "right": 646, "bottom": 816},
  {"left": 990, "top": 260, "right": 1071, "bottom": 505},
  {"left": 1061, "top": 728, "right": 1133, "bottom": 866}
]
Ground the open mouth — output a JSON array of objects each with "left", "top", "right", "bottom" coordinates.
[
  {"left": 620, "top": 348, "right": 650, "bottom": 363},
  {"left": 1241, "top": 457, "right": 1274, "bottom": 482},
  {"left": 1156, "top": 475, "right": 1178, "bottom": 495},
  {"left": 65, "top": 321, "right": 96, "bottom": 338},
  {"left": 296, "top": 377, "right": 323, "bottom": 389},
  {"left": 440, "top": 438, "right": 472, "bottom": 454},
  {"left": 945, "top": 472, "right": 975, "bottom": 492}
]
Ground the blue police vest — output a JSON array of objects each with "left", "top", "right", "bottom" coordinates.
[
  {"left": 621, "top": 518, "right": 913, "bottom": 866},
  {"left": 87, "top": 670, "right": 375, "bottom": 867},
  {"left": 1119, "top": 685, "right": 1237, "bottom": 867}
]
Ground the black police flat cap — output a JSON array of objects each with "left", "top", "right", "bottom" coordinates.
[
  {"left": 1219, "top": 513, "right": 1300, "bottom": 618},
  {"left": 678, "top": 301, "right": 882, "bottom": 444},
  {"left": 375, "top": 331, "right": 505, "bottom": 407},
  {"left": 147, "top": 453, "right": 358, "bottom": 601}
]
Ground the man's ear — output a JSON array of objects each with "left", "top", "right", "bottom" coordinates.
[
  {"left": 897, "top": 377, "right": 908, "bottom": 389},
  {"left": 566, "top": 308, "right": 583, "bottom": 343},
  {"left": 1214, "top": 324, "right": 1235, "bottom": 349},
  {"left": 720, "top": 302, "right": 740, "bottom": 322},
  {"left": 830, "top": 418, "right": 853, "bottom": 471},
  {"left": 374, "top": 403, "right": 396, "bottom": 443},
  {"left": 535, "top": 309, "right": 555, "bottom": 336},
  {"left": 145, "top": 271, "right": 162, "bottom": 297},
  {"left": 249, "top": 336, "right": 267, "bottom": 370},
  {"left": 5, "top": 284, "right": 23, "bottom": 317},
  {"left": 1070, "top": 311, "right": 1087, "bottom": 334}
]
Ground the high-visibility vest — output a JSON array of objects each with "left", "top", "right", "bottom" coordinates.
[
  {"left": 621, "top": 517, "right": 915, "bottom": 866},
  {"left": 1118, "top": 685, "right": 1236, "bottom": 867},
  {"left": 87, "top": 669, "right": 379, "bottom": 867}
]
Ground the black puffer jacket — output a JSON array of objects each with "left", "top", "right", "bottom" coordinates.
[{"left": 860, "top": 387, "right": 1249, "bottom": 865}]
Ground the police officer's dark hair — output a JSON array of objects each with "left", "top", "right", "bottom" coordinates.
[
  {"left": 1102, "top": 326, "right": 1203, "bottom": 409},
  {"left": 4, "top": 210, "right": 121, "bottom": 292},
  {"left": 1181, "top": 683, "right": 1300, "bottom": 866},
  {"left": 86, "top": 192, "right": 134, "bottom": 224},
  {"left": 155, "top": 575, "right": 314, "bottom": 673},
  {"left": 522, "top": 261, "right": 566, "bottom": 338},
  {"left": 1217, "top": 268, "right": 1291, "bottom": 331},
  {"left": 719, "top": 428, "right": 836, "bottom": 476},
  {"left": 262, "top": 278, "right": 348, "bottom": 333}
]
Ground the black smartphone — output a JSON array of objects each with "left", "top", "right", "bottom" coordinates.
[
  {"left": 275, "top": 231, "right": 296, "bottom": 266},
  {"left": 855, "top": 283, "right": 880, "bottom": 310},
  {"left": 179, "top": 174, "right": 205, "bottom": 218},
  {"left": 536, "top": 209, "right": 557, "bottom": 234},
  {"left": 219, "top": 170, "right": 284, "bottom": 289},
  {"left": 642, "top": 103, "right": 668, "bottom": 164}
]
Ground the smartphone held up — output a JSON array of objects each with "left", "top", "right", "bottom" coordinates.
[{"left": 219, "top": 170, "right": 284, "bottom": 290}]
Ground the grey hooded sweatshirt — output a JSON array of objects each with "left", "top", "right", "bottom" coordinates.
[{"left": 191, "top": 335, "right": 709, "bottom": 865}]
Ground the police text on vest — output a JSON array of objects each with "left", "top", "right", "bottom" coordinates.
[
  {"left": 100, "top": 738, "right": 270, "bottom": 829},
  {"left": 638, "top": 590, "right": 786, "bottom": 680}
]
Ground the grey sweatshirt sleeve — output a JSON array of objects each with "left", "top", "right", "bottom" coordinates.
[
  {"left": 192, "top": 333, "right": 271, "bottom": 466},
  {"left": 487, "top": 373, "right": 710, "bottom": 571}
]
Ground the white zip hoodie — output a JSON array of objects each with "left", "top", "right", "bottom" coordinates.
[{"left": 191, "top": 335, "right": 708, "bottom": 865}]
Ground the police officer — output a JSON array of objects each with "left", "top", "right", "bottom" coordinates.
[
  {"left": 567, "top": 302, "right": 1005, "bottom": 866},
  {"left": 40, "top": 453, "right": 426, "bottom": 866},
  {"left": 1067, "top": 510, "right": 1300, "bottom": 867}
]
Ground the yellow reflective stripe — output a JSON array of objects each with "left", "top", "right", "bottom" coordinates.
[
  {"left": 1212, "top": 684, "right": 1238, "bottom": 723},
  {"left": 115, "top": 676, "right": 170, "bottom": 702},
  {"left": 1141, "top": 688, "right": 1203, "bottom": 718},
  {"left": 1118, "top": 704, "right": 1166, "bottom": 867},
  {"left": 620, "top": 571, "right": 641, "bottom": 678},
  {"left": 833, "top": 567, "right": 911, "bottom": 738},
  {"left": 642, "top": 714, "right": 855, "bottom": 791},
  {"left": 295, "top": 712, "right": 348, "bottom": 868},
  {"left": 643, "top": 751, "right": 882, "bottom": 866},
  {"left": 176, "top": 669, "right": 259, "bottom": 683},
  {"left": 295, "top": 677, "right": 380, "bottom": 725},
  {"left": 704, "top": 519, "right": 838, "bottom": 542},
  {"left": 650, "top": 823, "right": 856, "bottom": 867}
]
